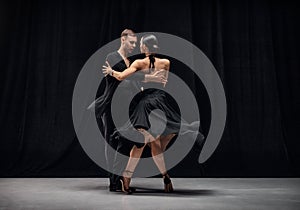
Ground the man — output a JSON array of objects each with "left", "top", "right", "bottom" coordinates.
[{"left": 91, "top": 29, "right": 166, "bottom": 191}]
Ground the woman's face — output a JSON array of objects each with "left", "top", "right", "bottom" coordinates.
[{"left": 140, "top": 37, "right": 145, "bottom": 53}]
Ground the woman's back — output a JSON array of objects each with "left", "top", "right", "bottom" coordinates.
[{"left": 138, "top": 57, "right": 170, "bottom": 75}]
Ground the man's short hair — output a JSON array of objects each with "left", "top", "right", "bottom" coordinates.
[{"left": 121, "top": 29, "right": 136, "bottom": 37}]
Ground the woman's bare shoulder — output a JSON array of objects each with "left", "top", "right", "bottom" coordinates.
[
  {"left": 157, "top": 58, "right": 170, "bottom": 64},
  {"left": 132, "top": 58, "right": 148, "bottom": 67},
  {"left": 157, "top": 58, "right": 170, "bottom": 68}
]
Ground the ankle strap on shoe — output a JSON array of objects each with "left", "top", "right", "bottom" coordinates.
[
  {"left": 123, "top": 170, "right": 134, "bottom": 177},
  {"left": 163, "top": 174, "right": 171, "bottom": 184}
]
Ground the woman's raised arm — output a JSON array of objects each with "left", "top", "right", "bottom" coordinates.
[{"left": 102, "top": 60, "right": 142, "bottom": 81}]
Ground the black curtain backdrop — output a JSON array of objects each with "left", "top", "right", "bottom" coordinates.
[{"left": 0, "top": 0, "right": 299, "bottom": 177}]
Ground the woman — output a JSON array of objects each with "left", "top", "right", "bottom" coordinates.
[{"left": 103, "top": 34, "right": 204, "bottom": 194}]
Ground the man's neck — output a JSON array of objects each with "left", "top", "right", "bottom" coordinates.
[
  {"left": 117, "top": 48, "right": 130, "bottom": 67},
  {"left": 117, "top": 48, "right": 128, "bottom": 59}
]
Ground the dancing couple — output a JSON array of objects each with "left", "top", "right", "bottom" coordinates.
[{"left": 93, "top": 29, "right": 204, "bottom": 194}]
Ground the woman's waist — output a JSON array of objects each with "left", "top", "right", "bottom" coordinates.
[{"left": 141, "top": 82, "right": 164, "bottom": 90}]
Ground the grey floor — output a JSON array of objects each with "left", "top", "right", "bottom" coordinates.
[{"left": 0, "top": 178, "right": 300, "bottom": 210}]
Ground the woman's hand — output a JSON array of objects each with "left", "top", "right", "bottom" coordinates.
[{"left": 102, "top": 61, "right": 113, "bottom": 76}]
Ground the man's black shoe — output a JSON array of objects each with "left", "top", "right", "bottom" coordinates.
[{"left": 109, "top": 185, "right": 117, "bottom": 192}]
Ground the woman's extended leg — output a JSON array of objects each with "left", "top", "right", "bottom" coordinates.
[
  {"left": 150, "top": 137, "right": 174, "bottom": 192},
  {"left": 160, "top": 134, "right": 176, "bottom": 152}
]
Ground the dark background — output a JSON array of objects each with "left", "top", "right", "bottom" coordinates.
[{"left": 0, "top": 0, "right": 299, "bottom": 177}]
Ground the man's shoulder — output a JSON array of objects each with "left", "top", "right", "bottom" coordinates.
[
  {"left": 106, "top": 51, "right": 119, "bottom": 60},
  {"left": 106, "top": 51, "right": 123, "bottom": 67}
]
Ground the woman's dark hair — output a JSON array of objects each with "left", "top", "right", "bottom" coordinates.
[{"left": 141, "top": 34, "right": 159, "bottom": 69}]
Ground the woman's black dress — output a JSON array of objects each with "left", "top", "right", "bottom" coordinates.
[{"left": 113, "top": 82, "right": 204, "bottom": 149}]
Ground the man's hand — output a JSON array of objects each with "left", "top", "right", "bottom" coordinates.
[{"left": 102, "top": 61, "right": 113, "bottom": 76}]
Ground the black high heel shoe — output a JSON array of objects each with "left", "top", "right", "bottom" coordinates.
[
  {"left": 118, "top": 178, "right": 136, "bottom": 193},
  {"left": 163, "top": 174, "right": 174, "bottom": 192},
  {"left": 120, "top": 170, "right": 134, "bottom": 194},
  {"left": 120, "top": 177, "right": 133, "bottom": 194}
]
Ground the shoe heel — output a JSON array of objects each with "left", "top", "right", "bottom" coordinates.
[
  {"left": 163, "top": 174, "right": 174, "bottom": 193},
  {"left": 120, "top": 178, "right": 133, "bottom": 195}
]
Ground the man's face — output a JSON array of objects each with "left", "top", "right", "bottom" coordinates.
[{"left": 123, "top": 35, "right": 137, "bottom": 54}]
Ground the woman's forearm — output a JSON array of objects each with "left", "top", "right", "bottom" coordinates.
[
  {"left": 110, "top": 70, "right": 124, "bottom": 81},
  {"left": 103, "top": 60, "right": 139, "bottom": 80}
]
